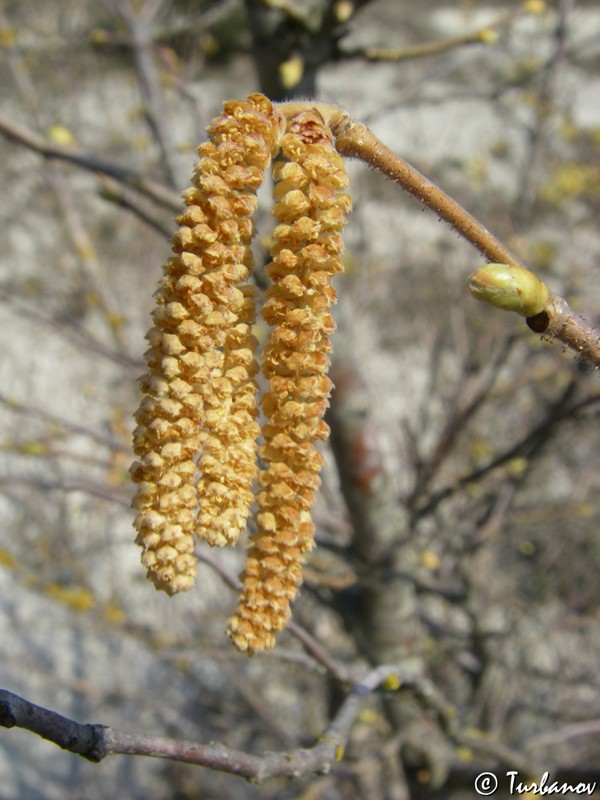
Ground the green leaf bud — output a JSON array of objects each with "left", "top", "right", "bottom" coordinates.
[{"left": 468, "top": 263, "right": 550, "bottom": 317}]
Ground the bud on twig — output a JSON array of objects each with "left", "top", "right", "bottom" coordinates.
[{"left": 467, "top": 263, "right": 551, "bottom": 317}]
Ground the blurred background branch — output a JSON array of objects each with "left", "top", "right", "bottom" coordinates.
[{"left": 0, "top": 1, "right": 598, "bottom": 798}]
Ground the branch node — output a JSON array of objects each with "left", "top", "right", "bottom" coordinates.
[{"left": 0, "top": 701, "right": 16, "bottom": 728}]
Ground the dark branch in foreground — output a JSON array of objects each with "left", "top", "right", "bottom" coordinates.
[
  {"left": 0, "top": 657, "right": 543, "bottom": 782},
  {"left": 0, "top": 667, "right": 395, "bottom": 781}
]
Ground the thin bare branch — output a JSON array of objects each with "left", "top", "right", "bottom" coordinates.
[
  {"left": 414, "top": 388, "right": 600, "bottom": 518},
  {"left": 349, "top": 6, "right": 529, "bottom": 63},
  {"left": 116, "top": 0, "right": 178, "bottom": 187},
  {"left": 2, "top": 667, "right": 536, "bottom": 782},
  {"left": 97, "top": 174, "right": 173, "bottom": 237},
  {"left": 0, "top": 391, "right": 129, "bottom": 452},
  {"left": 0, "top": 112, "right": 181, "bottom": 211},
  {"left": 334, "top": 116, "right": 599, "bottom": 368},
  {"left": 529, "top": 719, "right": 600, "bottom": 750},
  {"left": 328, "top": 114, "right": 525, "bottom": 268},
  {"left": 0, "top": 664, "right": 539, "bottom": 783},
  {"left": 407, "top": 339, "right": 515, "bottom": 513},
  {"left": 0, "top": 667, "right": 398, "bottom": 781},
  {"left": 0, "top": 475, "right": 130, "bottom": 507},
  {"left": 0, "top": 291, "right": 142, "bottom": 375}
]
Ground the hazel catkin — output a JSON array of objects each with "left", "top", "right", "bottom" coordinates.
[
  {"left": 131, "top": 94, "right": 284, "bottom": 595},
  {"left": 227, "top": 109, "right": 351, "bottom": 653}
]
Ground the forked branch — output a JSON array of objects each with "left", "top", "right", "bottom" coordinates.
[
  {"left": 277, "top": 102, "right": 599, "bottom": 369},
  {"left": 0, "top": 668, "right": 400, "bottom": 781},
  {"left": 0, "top": 659, "right": 538, "bottom": 781}
]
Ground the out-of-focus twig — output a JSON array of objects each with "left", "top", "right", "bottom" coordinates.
[
  {"left": 196, "top": 548, "right": 354, "bottom": 682},
  {"left": 91, "top": 0, "right": 239, "bottom": 47},
  {"left": 0, "top": 391, "right": 129, "bottom": 452},
  {"left": 414, "top": 387, "right": 600, "bottom": 518},
  {"left": 407, "top": 338, "right": 515, "bottom": 515},
  {"left": 96, "top": 175, "right": 173, "bottom": 237},
  {"left": 1, "top": 38, "right": 132, "bottom": 351},
  {"left": 116, "top": 0, "right": 178, "bottom": 188},
  {"left": 0, "top": 291, "right": 142, "bottom": 375},
  {"left": 347, "top": 4, "right": 542, "bottom": 62},
  {"left": 0, "top": 667, "right": 401, "bottom": 780},
  {"left": 529, "top": 718, "right": 600, "bottom": 750},
  {"left": 0, "top": 475, "right": 129, "bottom": 507},
  {"left": 0, "top": 112, "right": 181, "bottom": 211},
  {"left": 514, "top": 0, "right": 572, "bottom": 220}
]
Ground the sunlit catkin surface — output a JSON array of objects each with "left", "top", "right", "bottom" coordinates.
[
  {"left": 131, "top": 94, "right": 284, "bottom": 595},
  {"left": 227, "top": 109, "right": 351, "bottom": 654}
]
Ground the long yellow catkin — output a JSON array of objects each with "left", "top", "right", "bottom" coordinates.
[
  {"left": 227, "top": 109, "right": 352, "bottom": 654},
  {"left": 131, "top": 94, "right": 284, "bottom": 595}
]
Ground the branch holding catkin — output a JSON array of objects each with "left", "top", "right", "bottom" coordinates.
[{"left": 131, "top": 92, "right": 596, "bottom": 646}]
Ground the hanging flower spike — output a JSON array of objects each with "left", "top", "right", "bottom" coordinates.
[
  {"left": 228, "top": 109, "right": 352, "bottom": 654},
  {"left": 131, "top": 94, "right": 285, "bottom": 595}
]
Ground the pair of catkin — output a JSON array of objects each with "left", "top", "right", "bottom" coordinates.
[{"left": 131, "top": 94, "right": 351, "bottom": 654}]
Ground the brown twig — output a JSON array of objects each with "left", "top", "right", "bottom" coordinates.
[
  {"left": 279, "top": 103, "right": 600, "bottom": 369},
  {"left": 527, "top": 296, "right": 600, "bottom": 368},
  {"left": 116, "top": 0, "right": 178, "bottom": 187},
  {"left": 0, "top": 112, "right": 181, "bottom": 211},
  {"left": 329, "top": 114, "right": 525, "bottom": 268},
  {"left": 331, "top": 117, "right": 600, "bottom": 368},
  {"left": 0, "top": 667, "right": 397, "bottom": 781},
  {"left": 353, "top": 7, "right": 527, "bottom": 63}
]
